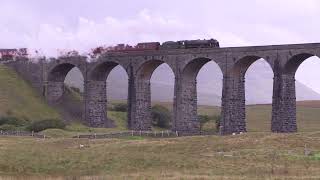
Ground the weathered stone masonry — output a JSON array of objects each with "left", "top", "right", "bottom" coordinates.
[{"left": 6, "top": 43, "right": 320, "bottom": 135}]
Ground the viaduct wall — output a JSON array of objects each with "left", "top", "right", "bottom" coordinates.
[{"left": 6, "top": 43, "right": 320, "bottom": 135}]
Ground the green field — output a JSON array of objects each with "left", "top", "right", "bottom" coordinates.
[{"left": 1, "top": 133, "right": 320, "bottom": 179}]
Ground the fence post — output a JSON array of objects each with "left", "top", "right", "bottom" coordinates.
[
  {"left": 31, "top": 131, "right": 34, "bottom": 137},
  {"left": 161, "top": 131, "right": 163, "bottom": 137},
  {"left": 131, "top": 130, "right": 134, "bottom": 136},
  {"left": 219, "top": 126, "right": 223, "bottom": 136},
  {"left": 94, "top": 133, "right": 97, "bottom": 139},
  {"left": 176, "top": 131, "right": 178, "bottom": 137},
  {"left": 167, "top": 130, "right": 169, "bottom": 136},
  {"left": 139, "top": 130, "right": 142, "bottom": 136}
]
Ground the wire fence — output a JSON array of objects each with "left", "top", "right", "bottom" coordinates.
[
  {"left": 73, "top": 130, "right": 218, "bottom": 139},
  {"left": 0, "top": 130, "right": 46, "bottom": 138}
]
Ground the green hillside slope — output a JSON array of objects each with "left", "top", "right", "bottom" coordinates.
[
  {"left": 0, "top": 64, "right": 60, "bottom": 121},
  {"left": 53, "top": 86, "right": 83, "bottom": 122}
]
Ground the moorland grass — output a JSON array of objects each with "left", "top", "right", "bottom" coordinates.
[{"left": 0, "top": 133, "right": 320, "bottom": 179}]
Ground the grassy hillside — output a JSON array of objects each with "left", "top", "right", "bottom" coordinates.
[
  {"left": 0, "top": 65, "right": 60, "bottom": 121},
  {"left": 1, "top": 133, "right": 320, "bottom": 179}
]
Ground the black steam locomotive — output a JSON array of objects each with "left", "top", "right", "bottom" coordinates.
[{"left": 160, "top": 39, "right": 220, "bottom": 49}]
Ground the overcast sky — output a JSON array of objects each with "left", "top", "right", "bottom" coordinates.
[{"left": 1, "top": 0, "right": 320, "bottom": 92}]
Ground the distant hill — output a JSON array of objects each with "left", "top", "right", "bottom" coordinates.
[{"left": 65, "top": 60, "right": 320, "bottom": 106}]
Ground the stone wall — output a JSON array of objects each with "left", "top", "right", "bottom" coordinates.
[{"left": 84, "top": 80, "right": 111, "bottom": 127}]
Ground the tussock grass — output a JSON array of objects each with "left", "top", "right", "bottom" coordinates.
[{"left": 0, "top": 133, "right": 320, "bottom": 179}]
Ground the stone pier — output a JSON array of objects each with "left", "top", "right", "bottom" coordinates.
[
  {"left": 173, "top": 76, "right": 200, "bottom": 133},
  {"left": 84, "top": 80, "right": 111, "bottom": 127}
]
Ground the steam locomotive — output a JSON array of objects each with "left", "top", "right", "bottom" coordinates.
[
  {"left": 161, "top": 39, "right": 220, "bottom": 49},
  {"left": 92, "top": 39, "right": 219, "bottom": 56}
]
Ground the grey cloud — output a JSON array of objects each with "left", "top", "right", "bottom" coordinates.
[{"left": 1, "top": 0, "right": 320, "bottom": 92}]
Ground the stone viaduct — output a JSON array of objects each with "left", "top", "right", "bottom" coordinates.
[{"left": 7, "top": 43, "right": 320, "bottom": 135}]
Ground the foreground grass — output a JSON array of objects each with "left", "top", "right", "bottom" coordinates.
[{"left": 0, "top": 133, "right": 320, "bottom": 179}]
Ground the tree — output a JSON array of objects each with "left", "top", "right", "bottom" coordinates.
[
  {"left": 112, "top": 103, "right": 128, "bottom": 112},
  {"left": 213, "top": 115, "right": 221, "bottom": 132},
  {"left": 198, "top": 114, "right": 221, "bottom": 132},
  {"left": 198, "top": 115, "right": 211, "bottom": 131},
  {"left": 151, "top": 105, "right": 171, "bottom": 128}
]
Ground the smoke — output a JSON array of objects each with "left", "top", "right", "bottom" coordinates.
[{"left": 0, "top": 7, "right": 250, "bottom": 58}]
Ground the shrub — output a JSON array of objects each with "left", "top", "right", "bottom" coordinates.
[
  {"left": 70, "top": 86, "right": 81, "bottom": 94},
  {"left": 0, "top": 116, "right": 26, "bottom": 126},
  {"left": 198, "top": 115, "right": 211, "bottom": 130},
  {"left": 212, "top": 115, "right": 221, "bottom": 132},
  {"left": 198, "top": 115, "right": 221, "bottom": 132},
  {"left": 112, "top": 103, "right": 128, "bottom": 112},
  {"left": 151, "top": 105, "right": 171, "bottom": 128},
  {"left": 27, "top": 119, "right": 66, "bottom": 132},
  {"left": 0, "top": 124, "right": 18, "bottom": 131}
]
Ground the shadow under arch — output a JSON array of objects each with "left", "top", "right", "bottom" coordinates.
[
  {"left": 283, "top": 53, "right": 316, "bottom": 75},
  {"left": 133, "top": 59, "right": 176, "bottom": 131},
  {"left": 48, "top": 63, "right": 85, "bottom": 82},
  {"left": 136, "top": 60, "right": 175, "bottom": 80},
  {"left": 89, "top": 61, "right": 129, "bottom": 81},
  {"left": 230, "top": 56, "right": 274, "bottom": 77},
  {"left": 182, "top": 57, "right": 223, "bottom": 81}
]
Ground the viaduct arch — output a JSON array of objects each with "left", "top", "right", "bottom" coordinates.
[
  {"left": 11, "top": 42, "right": 320, "bottom": 135},
  {"left": 226, "top": 56, "right": 275, "bottom": 133},
  {"left": 45, "top": 56, "right": 86, "bottom": 104},
  {"left": 173, "top": 57, "right": 224, "bottom": 132},
  {"left": 133, "top": 60, "right": 175, "bottom": 130},
  {"left": 85, "top": 57, "right": 129, "bottom": 127}
]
